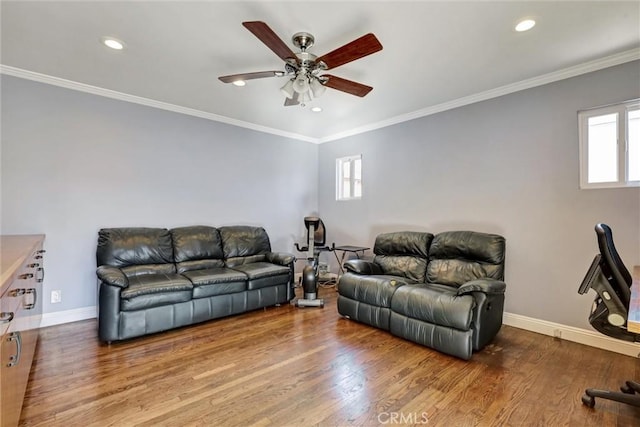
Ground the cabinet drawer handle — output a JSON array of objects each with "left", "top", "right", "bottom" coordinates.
[
  {"left": 19, "top": 273, "right": 34, "bottom": 280},
  {"left": 0, "top": 312, "right": 14, "bottom": 323},
  {"left": 9, "top": 288, "right": 26, "bottom": 297},
  {"left": 37, "top": 250, "right": 46, "bottom": 254},
  {"left": 36, "top": 267, "right": 45, "bottom": 283},
  {"left": 25, "top": 288, "right": 37, "bottom": 310},
  {"left": 7, "top": 331, "right": 22, "bottom": 367},
  {"left": 28, "top": 263, "right": 40, "bottom": 268},
  {"left": 34, "top": 255, "right": 43, "bottom": 259}
]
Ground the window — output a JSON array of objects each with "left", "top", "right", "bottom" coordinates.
[
  {"left": 579, "top": 99, "right": 640, "bottom": 189},
  {"left": 336, "top": 155, "right": 362, "bottom": 200}
]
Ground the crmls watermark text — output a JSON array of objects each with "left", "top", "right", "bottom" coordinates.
[{"left": 377, "top": 412, "right": 429, "bottom": 424}]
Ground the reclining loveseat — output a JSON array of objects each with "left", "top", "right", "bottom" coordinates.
[
  {"left": 96, "top": 225, "right": 295, "bottom": 343},
  {"left": 337, "top": 230, "right": 506, "bottom": 360}
]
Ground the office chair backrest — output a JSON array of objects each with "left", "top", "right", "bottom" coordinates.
[
  {"left": 595, "top": 223, "right": 631, "bottom": 303},
  {"left": 578, "top": 223, "right": 638, "bottom": 341}
]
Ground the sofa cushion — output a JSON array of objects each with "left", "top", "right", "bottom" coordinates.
[
  {"left": 121, "top": 263, "right": 176, "bottom": 277},
  {"left": 374, "top": 256, "right": 428, "bottom": 283},
  {"left": 372, "top": 231, "right": 433, "bottom": 282},
  {"left": 374, "top": 231, "right": 432, "bottom": 258},
  {"left": 120, "top": 274, "right": 193, "bottom": 311},
  {"left": 97, "top": 227, "right": 174, "bottom": 268},
  {"left": 230, "top": 262, "right": 290, "bottom": 290},
  {"left": 181, "top": 267, "right": 248, "bottom": 298},
  {"left": 390, "top": 283, "right": 475, "bottom": 331},
  {"left": 176, "top": 259, "right": 225, "bottom": 274},
  {"left": 427, "top": 231, "right": 506, "bottom": 287},
  {"left": 338, "top": 273, "right": 411, "bottom": 308},
  {"left": 225, "top": 254, "right": 267, "bottom": 267},
  {"left": 171, "top": 226, "right": 225, "bottom": 273},
  {"left": 219, "top": 226, "right": 271, "bottom": 262}
]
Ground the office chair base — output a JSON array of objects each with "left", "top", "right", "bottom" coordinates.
[{"left": 582, "top": 380, "right": 640, "bottom": 408}]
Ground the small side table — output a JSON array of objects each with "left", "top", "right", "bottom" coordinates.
[{"left": 333, "top": 245, "right": 370, "bottom": 276}]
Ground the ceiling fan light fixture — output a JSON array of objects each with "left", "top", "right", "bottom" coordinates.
[
  {"left": 280, "top": 79, "right": 295, "bottom": 99},
  {"left": 310, "top": 77, "right": 326, "bottom": 98},
  {"left": 232, "top": 80, "right": 246, "bottom": 87},
  {"left": 293, "top": 73, "right": 310, "bottom": 94},
  {"left": 299, "top": 91, "right": 312, "bottom": 106}
]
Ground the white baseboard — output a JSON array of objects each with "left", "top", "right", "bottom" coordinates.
[
  {"left": 41, "top": 306, "right": 97, "bottom": 328},
  {"left": 503, "top": 312, "right": 640, "bottom": 358},
  {"left": 37, "top": 306, "right": 640, "bottom": 358}
]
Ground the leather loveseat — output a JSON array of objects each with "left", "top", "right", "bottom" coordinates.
[
  {"left": 337, "top": 230, "right": 506, "bottom": 360},
  {"left": 96, "top": 225, "right": 295, "bottom": 343}
]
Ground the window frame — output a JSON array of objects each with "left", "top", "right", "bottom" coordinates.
[
  {"left": 578, "top": 99, "right": 640, "bottom": 189},
  {"left": 336, "top": 154, "right": 362, "bottom": 201}
]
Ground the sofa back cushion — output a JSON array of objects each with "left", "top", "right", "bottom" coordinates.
[
  {"left": 96, "top": 228, "right": 175, "bottom": 275},
  {"left": 373, "top": 231, "right": 433, "bottom": 282},
  {"left": 219, "top": 226, "right": 272, "bottom": 267},
  {"left": 427, "top": 231, "right": 505, "bottom": 287},
  {"left": 170, "top": 226, "right": 225, "bottom": 273}
]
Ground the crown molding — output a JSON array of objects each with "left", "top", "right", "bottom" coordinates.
[
  {"left": 318, "top": 48, "right": 640, "bottom": 143},
  {"left": 2, "top": 47, "right": 639, "bottom": 144},
  {"left": 0, "top": 65, "right": 319, "bottom": 144}
]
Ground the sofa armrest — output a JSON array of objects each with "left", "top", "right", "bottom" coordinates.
[
  {"left": 96, "top": 266, "right": 129, "bottom": 288},
  {"left": 457, "top": 278, "right": 506, "bottom": 296},
  {"left": 266, "top": 252, "right": 296, "bottom": 266},
  {"left": 343, "top": 259, "right": 384, "bottom": 275}
]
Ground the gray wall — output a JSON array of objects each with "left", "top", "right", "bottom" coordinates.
[
  {"left": 317, "top": 61, "right": 640, "bottom": 330},
  {"left": 2, "top": 61, "right": 639, "bottom": 331},
  {"left": 1, "top": 75, "right": 318, "bottom": 314}
]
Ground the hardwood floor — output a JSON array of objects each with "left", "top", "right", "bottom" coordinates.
[{"left": 19, "top": 286, "right": 640, "bottom": 426}]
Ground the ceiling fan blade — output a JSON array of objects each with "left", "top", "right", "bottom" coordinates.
[
  {"left": 284, "top": 93, "right": 300, "bottom": 106},
  {"left": 219, "top": 71, "right": 284, "bottom": 83},
  {"left": 323, "top": 75, "right": 373, "bottom": 97},
  {"left": 316, "top": 33, "right": 383, "bottom": 70},
  {"left": 242, "top": 21, "right": 297, "bottom": 62}
]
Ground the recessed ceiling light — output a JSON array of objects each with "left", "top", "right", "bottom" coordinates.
[
  {"left": 311, "top": 106, "right": 323, "bottom": 113},
  {"left": 232, "top": 80, "right": 246, "bottom": 87},
  {"left": 515, "top": 19, "right": 536, "bottom": 32},
  {"left": 102, "top": 37, "right": 124, "bottom": 50}
]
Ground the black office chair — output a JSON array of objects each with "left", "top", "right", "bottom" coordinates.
[{"left": 578, "top": 223, "right": 640, "bottom": 408}]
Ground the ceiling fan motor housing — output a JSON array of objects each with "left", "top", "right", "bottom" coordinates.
[{"left": 292, "top": 32, "right": 314, "bottom": 51}]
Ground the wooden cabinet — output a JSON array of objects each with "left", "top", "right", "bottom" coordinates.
[{"left": 0, "top": 235, "right": 45, "bottom": 427}]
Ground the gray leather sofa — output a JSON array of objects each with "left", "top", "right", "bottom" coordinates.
[
  {"left": 96, "top": 225, "right": 295, "bottom": 343},
  {"left": 337, "top": 230, "right": 506, "bottom": 360}
]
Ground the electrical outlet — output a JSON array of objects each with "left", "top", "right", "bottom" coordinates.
[{"left": 51, "top": 290, "right": 62, "bottom": 304}]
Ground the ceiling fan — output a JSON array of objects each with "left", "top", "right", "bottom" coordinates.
[{"left": 219, "top": 21, "right": 383, "bottom": 107}]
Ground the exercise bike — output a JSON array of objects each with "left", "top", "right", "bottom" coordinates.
[{"left": 294, "top": 217, "right": 334, "bottom": 308}]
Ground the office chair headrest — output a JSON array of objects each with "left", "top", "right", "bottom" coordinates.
[{"left": 595, "top": 223, "right": 632, "bottom": 286}]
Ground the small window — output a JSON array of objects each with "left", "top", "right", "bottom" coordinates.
[
  {"left": 579, "top": 99, "right": 640, "bottom": 189},
  {"left": 336, "top": 155, "right": 362, "bottom": 200}
]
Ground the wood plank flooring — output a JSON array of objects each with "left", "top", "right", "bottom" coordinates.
[{"left": 19, "top": 286, "right": 640, "bottom": 426}]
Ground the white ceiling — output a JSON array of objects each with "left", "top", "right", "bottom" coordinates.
[{"left": 2, "top": 1, "right": 639, "bottom": 143}]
